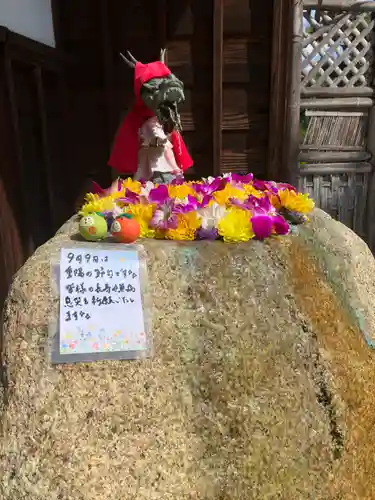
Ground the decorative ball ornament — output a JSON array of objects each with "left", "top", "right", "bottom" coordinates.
[
  {"left": 79, "top": 212, "right": 108, "bottom": 241},
  {"left": 111, "top": 214, "right": 140, "bottom": 243}
]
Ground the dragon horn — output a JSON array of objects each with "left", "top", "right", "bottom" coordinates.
[
  {"left": 160, "top": 48, "right": 167, "bottom": 63},
  {"left": 119, "top": 50, "right": 138, "bottom": 68},
  {"left": 126, "top": 50, "right": 138, "bottom": 64}
]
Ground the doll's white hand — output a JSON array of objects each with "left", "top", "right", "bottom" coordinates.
[{"left": 149, "top": 136, "right": 167, "bottom": 148}]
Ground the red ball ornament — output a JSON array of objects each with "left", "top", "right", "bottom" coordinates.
[{"left": 110, "top": 214, "right": 140, "bottom": 243}]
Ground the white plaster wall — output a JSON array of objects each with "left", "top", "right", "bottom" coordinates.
[{"left": 0, "top": 0, "right": 55, "bottom": 47}]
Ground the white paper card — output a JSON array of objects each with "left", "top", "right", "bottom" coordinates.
[{"left": 59, "top": 247, "right": 146, "bottom": 355}]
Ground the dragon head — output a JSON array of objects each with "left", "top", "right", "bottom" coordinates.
[{"left": 121, "top": 49, "right": 185, "bottom": 134}]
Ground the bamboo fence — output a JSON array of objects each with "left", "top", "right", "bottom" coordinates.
[{"left": 298, "top": 0, "right": 375, "bottom": 249}]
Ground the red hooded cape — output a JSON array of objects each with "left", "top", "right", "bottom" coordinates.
[{"left": 108, "top": 61, "right": 193, "bottom": 175}]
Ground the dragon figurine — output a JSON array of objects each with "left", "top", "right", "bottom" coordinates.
[{"left": 108, "top": 49, "right": 193, "bottom": 185}]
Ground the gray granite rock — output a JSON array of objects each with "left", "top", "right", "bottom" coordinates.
[{"left": 1, "top": 209, "right": 375, "bottom": 499}]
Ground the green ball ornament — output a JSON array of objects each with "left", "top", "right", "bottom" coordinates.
[{"left": 79, "top": 213, "right": 108, "bottom": 241}]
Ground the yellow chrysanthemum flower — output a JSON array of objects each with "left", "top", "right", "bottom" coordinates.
[
  {"left": 167, "top": 184, "right": 195, "bottom": 199},
  {"left": 79, "top": 194, "right": 118, "bottom": 216},
  {"left": 125, "top": 203, "right": 156, "bottom": 238},
  {"left": 217, "top": 208, "right": 254, "bottom": 243},
  {"left": 213, "top": 184, "right": 248, "bottom": 206},
  {"left": 166, "top": 212, "right": 201, "bottom": 241},
  {"left": 122, "top": 178, "right": 142, "bottom": 194},
  {"left": 243, "top": 184, "right": 264, "bottom": 199},
  {"left": 276, "top": 189, "right": 315, "bottom": 214},
  {"left": 85, "top": 192, "right": 99, "bottom": 203}
]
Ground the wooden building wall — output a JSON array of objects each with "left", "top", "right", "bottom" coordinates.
[
  {"left": 54, "top": 0, "right": 274, "bottom": 181},
  {"left": 220, "top": 0, "right": 273, "bottom": 177}
]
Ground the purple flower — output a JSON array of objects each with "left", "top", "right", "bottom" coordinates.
[
  {"left": 174, "top": 194, "right": 212, "bottom": 214},
  {"left": 250, "top": 196, "right": 290, "bottom": 235},
  {"left": 117, "top": 188, "right": 140, "bottom": 205},
  {"left": 276, "top": 182, "right": 297, "bottom": 192},
  {"left": 196, "top": 227, "right": 219, "bottom": 240},
  {"left": 177, "top": 194, "right": 212, "bottom": 214},
  {"left": 149, "top": 199, "right": 179, "bottom": 230},
  {"left": 249, "top": 195, "right": 290, "bottom": 239},
  {"left": 252, "top": 180, "right": 279, "bottom": 194},
  {"left": 148, "top": 184, "right": 170, "bottom": 205},
  {"left": 230, "top": 173, "right": 254, "bottom": 184},
  {"left": 252, "top": 195, "right": 275, "bottom": 214},
  {"left": 174, "top": 195, "right": 199, "bottom": 213},
  {"left": 230, "top": 194, "right": 275, "bottom": 213},
  {"left": 192, "top": 178, "right": 227, "bottom": 196},
  {"left": 229, "top": 197, "right": 251, "bottom": 210},
  {"left": 251, "top": 213, "right": 290, "bottom": 239}
]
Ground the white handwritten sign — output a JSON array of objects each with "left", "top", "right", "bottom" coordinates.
[{"left": 59, "top": 247, "right": 147, "bottom": 356}]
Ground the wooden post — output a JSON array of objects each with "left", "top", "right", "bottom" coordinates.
[
  {"left": 285, "top": 0, "right": 303, "bottom": 187},
  {"left": 366, "top": 89, "right": 375, "bottom": 253},
  {"left": 267, "top": 0, "right": 289, "bottom": 180},
  {"left": 213, "top": 0, "right": 223, "bottom": 177}
]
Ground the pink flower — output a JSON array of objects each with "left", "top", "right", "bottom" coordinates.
[
  {"left": 231, "top": 194, "right": 290, "bottom": 240},
  {"left": 192, "top": 178, "right": 227, "bottom": 196},
  {"left": 251, "top": 215, "right": 273, "bottom": 239},
  {"left": 277, "top": 182, "right": 297, "bottom": 192},
  {"left": 250, "top": 213, "right": 289, "bottom": 239},
  {"left": 229, "top": 173, "right": 254, "bottom": 184},
  {"left": 272, "top": 214, "right": 290, "bottom": 235},
  {"left": 148, "top": 184, "right": 169, "bottom": 205},
  {"left": 230, "top": 194, "right": 274, "bottom": 213},
  {"left": 174, "top": 194, "right": 212, "bottom": 213}
]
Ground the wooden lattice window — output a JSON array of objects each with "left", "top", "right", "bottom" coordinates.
[{"left": 302, "top": 9, "right": 375, "bottom": 88}]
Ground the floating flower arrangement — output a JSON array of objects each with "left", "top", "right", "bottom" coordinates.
[{"left": 79, "top": 173, "right": 315, "bottom": 243}]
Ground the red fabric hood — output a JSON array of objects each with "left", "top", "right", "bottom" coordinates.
[
  {"left": 133, "top": 61, "right": 171, "bottom": 98},
  {"left": 108, "top": 61, "right": 193, "bottom": 175}
]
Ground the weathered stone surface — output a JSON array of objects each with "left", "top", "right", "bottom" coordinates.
[{"left": 1, "top": 209, "right": 375, "bottom": 499}]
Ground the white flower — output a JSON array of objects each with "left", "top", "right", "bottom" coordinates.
[
  {"left": 198, "top": 202, "right": 227, "bottom": 229},
  {"left": 203, "top": 176, "right": 216, "bottom": 183}
]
